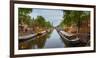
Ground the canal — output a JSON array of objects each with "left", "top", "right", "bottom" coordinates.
[
  {"left": 19, "top": 29, "right": 89, "bottom": 50},
  {"left": 19, "top": 29, "right": 66, "bottom": 49},
  {"left": 44, "top": 29, "right": 65, "bottom": 48}
]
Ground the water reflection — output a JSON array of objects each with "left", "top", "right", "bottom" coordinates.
[
  {"left": 44, "top": 29, "right": 65, "bottom": 48},
  {"left": 19, "top": 31, "right": 52, "bottom": 49}
]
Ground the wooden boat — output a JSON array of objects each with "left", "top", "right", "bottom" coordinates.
[
  {"left": 19, "top": 31, "right": 47, "bottom": 41},
  {"left": 57, "top": 30, "right": 90, "bottom": 46},
  {"left": 19, "top": 33, "right": 38, "bottom": 40},
  {"left": 57, "top": 30, "right": 80, "bottom": 45}
]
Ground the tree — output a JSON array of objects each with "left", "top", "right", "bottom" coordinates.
[
  {"left": 18, "top": 8, "right": 32, "bottom": 25},
  {"left": 60, "top": 10, "right": 90, "bottom": 33},
  {"left": 32, "top": 16, "right": 53, "bottom": 32},
  {"left": 18, "top": 8, "right": 32, "bottom": 16},
  {"left": 34, "top": 16, "right": 46, "bottom": 27}
]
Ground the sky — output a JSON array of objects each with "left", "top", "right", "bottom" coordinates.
[{"left": 29, "top": 8, "right": 64, "bottom": 27}]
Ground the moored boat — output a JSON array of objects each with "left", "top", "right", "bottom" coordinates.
[
  {"left": 19, "top": 30, "right": 48, "bottom": 42},
  {"left": 57, "top": 30, "right": 80, "bottom": 45},
  {"left": 57, "top": 29, "right": 90, "bottom": 47}
]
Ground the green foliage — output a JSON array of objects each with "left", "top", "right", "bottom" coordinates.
[
  {"left": 18, "top": 8, "right": 32, "bottom": 16},
  {"left": 35, "top": 16, "right": 46, "bottom": 27},
  {"left": 18, "top": 8, "right": 52, "bottom": 34},
  {"left": 60, "top": 10, "right": 90, "bottom": 29},
  {"left": 45, "top": 21, "right": 53, "bottom": 28},
  {"left": 33, "top": 16, "right": 52, "bottom": 29},
  {"left": 18, "top": 8, "right": 32, "bottom": 26}
]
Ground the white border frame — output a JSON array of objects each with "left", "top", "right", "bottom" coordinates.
[{"left": 14, "top": 4, "right": 94, "bottom": 55}]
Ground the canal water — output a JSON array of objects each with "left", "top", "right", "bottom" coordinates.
[
  {"left": 19, "top": 29, "right": 66, "bottom": 49},
  {"left": 44, "top": 29, "right": 65, "bottom": 48}
]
